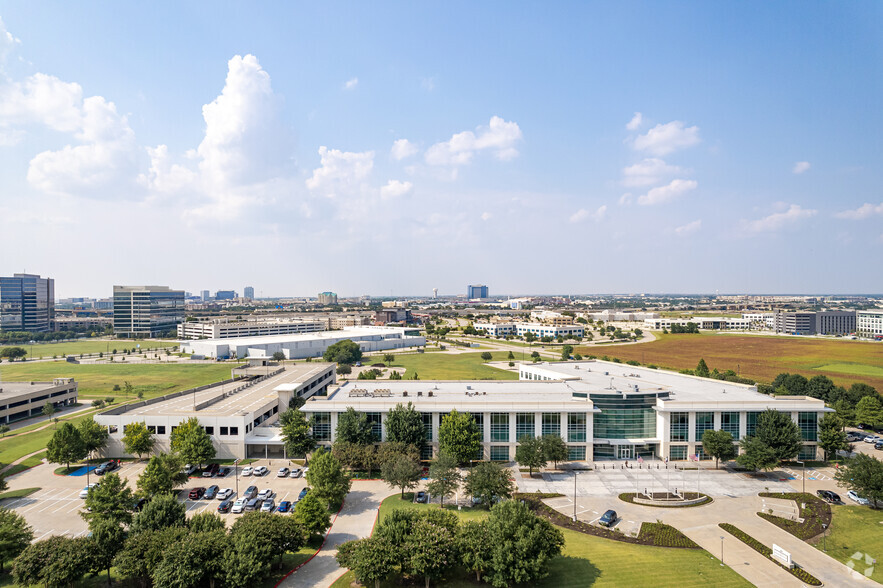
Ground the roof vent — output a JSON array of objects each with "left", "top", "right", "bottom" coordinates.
[
  {"left": 482, "top": 391, "right": 486, "bottom": 395},
  {"left": 417, "top": 391, "right": 422, "bottom": 396},
  {"left": 403, "top": 391, "right": 408, "bottom": 397},
  {"left": 428, "top": 391, "right": 433, "bottom": 397}
]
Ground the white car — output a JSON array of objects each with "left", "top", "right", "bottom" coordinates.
[
  {"left": 257, "top": 488, "right": 275, "bottom": 500},
  {"left": 79, "top": 483, "right": 99, "bottom": 499},
  {"left": 847, "top": 490, "right": 869, "bottom": 505},
  {"left": 253, "top": 466, "right": 269, "bottom": 476},
  {"left": 217, "top": 488, "right": 234, "bottom": 501},
  {"left": 277, "top": 467, "right": 290, "bottom": 478},
  {"left": 260, "top": 499, "right": 275, "bottom": 512},
  {"left": 231, "top": 498, "right": 247, "bottom": 513},
  {"left": 289, "top": 468, "right": 303, "bottom": 478},
  {"left": 241, "top": 466, "right": 254, "bottom": 477},
  {"left": 863, "top": 436, "right": 881, "bottom": 444}
]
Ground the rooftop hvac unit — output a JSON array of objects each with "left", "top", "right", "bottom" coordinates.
[
  {"left": 417, "top": 391, "right": 422, "bottom": 396},
  {"left": 428, "top": 391, "right": 433, "bottom": 397},
  {"left": 467, "top": 385, "right": 472, "bottom": 390},
  {"left": 403, "top": 391, "right": 408, "bottom": 397}
]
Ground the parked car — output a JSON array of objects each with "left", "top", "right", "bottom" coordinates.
[
  {"left": 277, "top": 500, "right": 292, "bottom": 513},
  {"left": 260, "top": 499, "right": 275, "bottom": 513},
  {"left": 202, "top": 464, "right": 220, "bottom": 478},
  {"left": 875, "top": 442, "right": 883, "bottom": 451},
  {"left": 599, "top": 510, "right": 617, "bottom": 527},
  {"left": 94, "top": 460, "right": 119, "bottom": 475},
  {"left": 302, "top": 467, "right": 309, "bottom": 476},
  {"left": 244, "top": 498, "right": 263, "bottom": 512},
  {"left": 253, "top": 466, "right": 269, "bottom": 477},
  {"left": 289, "top": 468, "right": 303, "bottom": 478},
  {"left": 231, "top": 498, "right": 247, "bottom": 514},
  {"left": 257, "top": 488, "right": 275, "bottom": 501},
  {"left": 79, "top": 483, "right": 99, "bottom": 499},
  {"left": 133, "top": 498, "right": 149, "bottom": 511},
  {"left": 204, "top": 485, "right": 220, "bottom": 500},
  {"left": 863, "top": 435, "right": 881, "bottom": 444},
  {"left": 297, "top": 488, "right": 309, "bottom": 501},
  {"left": 217, "top": 500, "right": 233, "bottom": 513},
  {"left": 816, "top": 489, "right": 841, "bottom": 503},
  {"left": 847, "top": 490, "right": 869, "bottom": 505},
  {"left": 184, "top": 464, "right": 198, "bottom": 476},
  {"left": 217, "top": 488, "right": 234, "bottom": 501},
  {"left": 241, "top": 466, "right": 254, "bottom": 477},
  {"left": 415, "top": 491, "right": 427, "bottom": 503},
  {"left": 277, "top": 467, "right": 290, "bottom": 478},
  {"left": 218, "top": 467, "right": 231, "bottom": 477},
  {"left": 188, "top": 487, "right": 206, "bottom": 500},
  {"left": 243, "top": 486, "right": 258, "bottom": 499}
]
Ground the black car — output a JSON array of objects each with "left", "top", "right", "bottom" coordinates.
[
  {"left": 204, "top": 485, "right": 220, "bottom": 500},
  {"left": 94, "top": 461, "right": 119, "bottom": 476},
  {"left": 202, "top": 463, "right": 220, "bottom": 478},
  {"left": 816, "top": 489, "right": 841, "bottom": 504},
  {"left": 875, "top": 442, "right": 883, "bottom": 451},
  {"left": 415, "top": 491, "right": 427, "bottom": 503},
  {"left": 217, "top": 500, "right": 233, "bottom": 513},
  {"left": 133, "top": 498, "right": 148, "bottom": 512},
  {"left": 218, "top": 467, "right": 231, "bottom": 477},
  {"left": 599, "top": 510, "right": 617, "bottom": 527}
]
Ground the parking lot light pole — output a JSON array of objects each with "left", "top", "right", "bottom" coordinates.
[
  {"left": 234, "top": 458, "right": 240, "bottom": 497},
  {"left": 573, "top": 469, "right": 577, "bottom": 522},
  {"left": 822, "top": 523, "right": 827, "bottom": 552},
  {"left": 720, "top": 536, "right": 724, "bottom": 566}
]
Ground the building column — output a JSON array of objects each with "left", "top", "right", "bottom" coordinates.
[
  {"left": 687, "top": 412, "right": 696, "bottom": 443},
  {"left": 560, "top": 411, "right": 568, "bottom": 442},
  {"left": 535, "top": 412, "right": 543, "bottom": 438},
  {"left": 739, "top": 412, "right": 747, "bottom": 441},
  {"left": 329, "top": 412, "right": 339, "bottom": 444},
  {"left": 713, "top": 412, "right": 721, "bottom": 431},
  {"left": 509, "top": 413, "right": 517, "bottom": 444}
]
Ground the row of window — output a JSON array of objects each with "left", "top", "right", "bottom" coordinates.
[
  {"left": 669, "top": 443, "right": 818, "bottom": 460},
  {"left": 142, "top": 424, "right": 242, "bottom": 436},
  {"left": 669, "top": 412, "right": 817, "bottom": 442}
]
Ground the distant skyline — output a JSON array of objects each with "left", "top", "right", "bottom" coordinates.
[{"left": 1, "top": 3, "right": 881, "bottom": 298}]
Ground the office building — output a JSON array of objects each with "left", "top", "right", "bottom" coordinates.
[
  {"left": 201, "top": 290, "right": 210, "bottom": 302},
  {"left": 0, "top": 273, "right": 55, "bottom": 333},
  {"left": 180, "top": 326, "right": 426, "bottom": 360},
  {"left": 375, "top": 308, "right": 412, "bottom": 325},
  {"left": 0, "top": 378, "right": 78, "bottom": 424},
  {"left": 815, "top": 311, "right": 856, "bottom": 335},
  {"left": 318, "top": 292, "right": 338, "bottom": 305},
  {"left": 467, "top": 284, "right": 489, "bottom": 299},
  {"left": 178, "top": 317, "right": 325, "bottom": 340},
  {"left": 473, "top": 323, "right": 517, "bottom": 337},
  {"left": 857, "top": 310, "right": 883, "bottom": 339},
  {"left": 774, "top": 312, "right": 817, "bottom": 335},
  {"left": 215, "top": 290, "right": 237, "bottom": 300},
  {"left": 113, "top": 286, "right": 185, "bottom": 337},
  {"left": 244, "top": 286, "right": 254, "bottom": 300},
  {"left": 514, "top": 323, "right": 584, "bottom": 338}
]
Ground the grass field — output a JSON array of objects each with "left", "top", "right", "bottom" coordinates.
[
  {"left": 331, "top": 494, "right": 749, "bottom": 588},
  {"left": 7, "top": 339, "right": 179, "bottom": 360},
  {"left": 812, "top": 505, "right": 883, "bottom": 584},
  {"left": 576, "top": 333, "right": 883, "bottom": 390},
  {"left": 363, "top": 352, "right": 518, "bottom": 381}
]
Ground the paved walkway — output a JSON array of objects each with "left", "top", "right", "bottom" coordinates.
[{"left": 279, "top": 480, "right": 391, "bottom": 588}]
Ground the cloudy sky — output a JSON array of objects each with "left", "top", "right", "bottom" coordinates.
[{"left": 1, "top": 3, "right": 881, "bottom": 298}]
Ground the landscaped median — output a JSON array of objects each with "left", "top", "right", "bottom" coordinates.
[
  {"left": 719, "top": 523, "right": 822, "bottom": 585},
  {"left": 619, "top": 492, "right": 712, "bottom": 508},
  {"left": 756, "top": 492, "right": 831, "bottom": 540}
]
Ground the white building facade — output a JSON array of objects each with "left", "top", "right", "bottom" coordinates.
[{"left": 857, "top": 310, "right": 883, "bottom": 339}]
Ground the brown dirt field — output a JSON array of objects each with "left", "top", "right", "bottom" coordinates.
[{"left": 576, "top": 333, "right": 883, "bottom": 391}]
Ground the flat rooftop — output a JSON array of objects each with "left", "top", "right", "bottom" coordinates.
[
  {"left": 0, "top": 380, "right": 75, "bottom": 397},
  {"left": 184, "top": 326, "right": 418, "bottom": 347},
  {"left": 106, "top": 363, "right": 332, "bottom": 419}
]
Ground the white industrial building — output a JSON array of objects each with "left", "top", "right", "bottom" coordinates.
[
  {"left": 473, "top": 322, "right": 584, "bottom": 338},
  {"left": 180, "top": 326, "right": 426, "bottom": 359},
  {"left": 643, "top": 317, "right": 751, "bottom": 330},
  {"left": 177, "top": 317, "right": 326, "bottom": 340}
]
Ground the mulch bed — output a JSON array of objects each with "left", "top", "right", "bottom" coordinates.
[{"left": 757, "top": 492, "right": 831, "bottom": 540}]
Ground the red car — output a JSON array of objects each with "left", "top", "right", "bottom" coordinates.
[{"left": 188, "top": 487, "right": 206, "bottom": 500}]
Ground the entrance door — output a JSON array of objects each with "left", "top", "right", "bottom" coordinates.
[{"left": 617, "top": 445, "right": 634, "bottom": 460}]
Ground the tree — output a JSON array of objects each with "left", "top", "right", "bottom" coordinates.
[
  {"left": 322, "top": 339, "right": 363, "bottom": 365},
  {"left": 336, "top": 536, "right": 398, "bottom": 588},
  {"left": 131, "top": 492, "right": 187, "bottom": 533},
  {"left": 818, "top": 414, "right": 848, "bottom": 460},
  {"left": 305, "top": 446, "right": 351, "bottom": 507},
  {"left": 560, "top": 345, "right": 573, "bottom": 361},
  {"left": 457, "top": 520, "right": 493, "bottom": 582},
  {"left": 382, "top": 453, "right": 423, "bottom": 497},
  {"left": 137, "top": 453, "right": 188, "bottom": 497},
  {"left": 736, "top": 435, "right": 779, "bottom": 471},
  {"left": 484, "top": 500, "right": 564, "bottom": 587},
  {"left": 426, "top": 451, "right": 462, "bottom": 508},
  {"left": 407, "top": 520, "right": 458, "bottom": 588},
  {"left": 465, "top": 462, "right": 514, "bottom": 507},
  {"left": 385, "top": 402, "right": 425, "bottom": 448},
  {"left": 124, "top": 381, "right": 135, "bottom": 398},
  {"left": 507, "top": 351, "right": 514, "bottom": 360},
  {"left": 336, "top": 363, "right": 352, "bottom": 376},
  {"left": 834, "top": 453, "right": 883, "bottom": 508},
  {"left": 383, "top": 353, "right": 395, "bottom": 366},
  {"left": 271, "top": 351, "right": 286, "bottom": 361},
  {"left": 336, "top": 407, "right": 375, "bottom": 445},
  {"left": 114, "top": 527, "right": 187, "bottom": 587},
  {"left": 515, "top": 436, "right": 546, "bottom": 476},
  {"left": 170, "top": 417, "right": 216, "bottom": 465},
  {"left": 0, "top": 347, "right": 26, "bottom": 361},
  {"left": 122, "top": 421, "right": 155, "bottom": 459},
  {"left": 0, "top": 508, "right": 33, "bottom": 572},
  {"left": 541, "top": 435, "right": 568, "bottom": 468},
  {"left": 294, "top": 491, "right": 331, "bottom": 537},
  {"left": 82, "top": 472, "right": 134, "bottom": 529},
  {"left": 89, "top": 518, "right": 126, "bottom": 586},
  {"left": 41, "top": 402, "right": 56, "bottom": 421},
  {"left": 438, "top": 409, "right": 482, "bottom": 464},
  {"left": 736, "top": 409, "right": 801, "bottom": 470},
  {"left": 280, "top": 408, "right": 315, "bottom": 461},
  {"left": 855, "top": 396, "right": 883, "bottom": 428},
  {"left": 695, "top": 358, "right": 710, "bottom": 378},
  {"left": 188, "top": 511, "right": 226, "bottom": 533},
  {"left": 389, "top": 370, "right": 403, "bottom": 380},
  {"left": 46, "top": 422, "right": 87, "bottom": 471},
  {"left": 833, "top": 398, "right": 856, "bottom": 426},
  {"left": 480, "top": 352, "right": 493, "bottom": 362},
  {"left": 152, "top": 529, "right": 228, "bottom": 588},
  {"left": 807, "top": 375, "right": 837, "bottom": 402},
  {"left": 701, "top": 429, "right": 737, "bottom": 469},
  {"left": 78, "top": 417, "right": 109, "bottom": 458},
  {"left": 12, "top": 535, "right": 92, "bottom": 588}
]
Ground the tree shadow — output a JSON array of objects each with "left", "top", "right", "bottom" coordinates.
[{"left": 540, "top": 555, "right": 602, "bottom": 586}]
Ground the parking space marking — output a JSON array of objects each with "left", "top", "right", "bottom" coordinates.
[{"left": 34, "top": 529, "right": 55, "bottom": 541}]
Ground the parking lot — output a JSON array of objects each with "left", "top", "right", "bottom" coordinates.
[{"left": 2, "top": 459, "right": 311, "bottom": 539}]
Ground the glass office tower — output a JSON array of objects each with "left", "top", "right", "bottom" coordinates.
[
  {"left": 113, "top": 286, "right": 184, "bottom": 337},
  {"left": 0, "top": 273, "right": 55, "bottom": 332}
]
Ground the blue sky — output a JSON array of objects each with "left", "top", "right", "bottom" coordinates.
[{"left": 1, "top": 2, "right": 881, "bottom": 298}]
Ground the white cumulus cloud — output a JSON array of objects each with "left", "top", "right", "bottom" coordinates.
[
  {"left": 637, "top": 179, "right": 697, "bottom": 206},
  {"left": 0, "top": 17, "right": 21, "bottom": 64},
  {"left": 634, "top": 120, "right": 700, "bottom": 156},
  {"left": 390, "top": 138, "right": 418, "bottom": 161},
  {"left": 424, "top": 116, "right": 522, "bottom": 167},
  {"left": 618, "top": 193, "right": 633, "bottom": 206},
  {"left": 569, "top": 204, "right": 607, "bottom": 223},
  {"left": 380, "top": 179, "right": 413, "bottom": 200},
  {"left": 481, "top": 211, "right": 492, "bottom": 221},
  {"left": 621, "top": 158, "right": 684, "bottom": 188},
  {"left": 626, "top": 112, "right": 643, "bottom": 131},
  {"left": 745, "top": 204, "right": 817, "bottom": 232},
  {"left": 344, "top": 77, "right": 358, "bottom": 90},
  {"left": 306, "top": 146, "right": 375, "bottom": 198},
  {"left": 835, "top": 202, "right": 883, "bottom": 220},
  {"left": 674, "top": 219, "right": 702, "bottom": 235},
  {"left": 792, "top": 161, "right": 811, "bottom": 174}
]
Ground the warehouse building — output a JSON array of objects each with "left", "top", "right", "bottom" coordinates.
[{"left": 177, "top": 317, "right": 326, "bottom": 340}]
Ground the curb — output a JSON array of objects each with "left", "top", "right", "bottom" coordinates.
[
  {"left": 329, "top": 499, "right": 382, "bottom": 587},
  {"left": 273, "top": 498, "right": 346, "bottom": 587}
]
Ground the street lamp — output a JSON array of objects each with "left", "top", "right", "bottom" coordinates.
[
  {"left": 822, "top": 523, "right": 827, "bottom": 552},
  {"left": 234, "top": 458, "right": 240, "bottom": 498},
  {"left": 720, "top": 535, "right": 725, "bottom": 566},
  {"left": 573, "top": 469, "right": 578, "bottom": 521},
  {"left": 795, "top": 459, "right": 805, "bottom": 494}
]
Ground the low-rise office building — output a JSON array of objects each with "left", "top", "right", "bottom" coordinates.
[
  {"left": 514, "top": 323, "right": 584, "bottom": 338},
  {"left": 177, "top": 317, "right": 326, "bottom": 340},
  {"left": 856, "top": 310, "right": 883, "bottom": 339},
  {"left": 473, "top": 322, "right": 516, "bottom": 337},
  {"left": 0, "top": 378, "right": 78, "bottom": 424}
]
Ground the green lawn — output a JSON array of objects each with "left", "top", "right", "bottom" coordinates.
[
  {"left": 9, "top": 339, "right": 179, "bottom": 360},
  {"left": 813, "top": 363, "right": 883, "bottom": 378},
  {"left": 811, "top": 505, "right": 883, "bottom": 583},
  {"left": 0, "top": 487, "right": 39, "bottom": 502},
  {"left": 372, "top": 352, "right": 518, "bottom": 380},
  {"left": 331, "top": 494, "right": 749, "bottom": 588}
]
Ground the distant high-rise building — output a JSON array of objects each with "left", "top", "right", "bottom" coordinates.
[
  {"left": 318, "top": 292, "right": 338, "bottom": 305},
  {"left": 113, "top": 286, "right": 185, "bottom": 337},
  {"left": 244, "top": 286, "right": 254, "bottom": 300},
  {"left": 433, "top": 288, "right": 438, "bottom": 299},
  {"left": 201, "top": 290, "right": 210, "bottom": 302},
  {"left": 0, "top": 273, "right": 55, "bottom": 332},
  {"left": 215, "top": 290, "right": 236, "bottom": 300},
  {"left": 466, "top": 284, "right": 488, "bottom": 299}
]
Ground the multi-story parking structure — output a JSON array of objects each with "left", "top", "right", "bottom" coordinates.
[{"left": 0, "top": 378, "right": 77, "bottom": 424}]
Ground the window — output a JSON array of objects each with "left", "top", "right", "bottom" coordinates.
[
  {"left": 205, "top": 426, "right": 214, "bottom": 435},
  {"left": 220, "top": 426, "right": 228, "bottom": 435},
  {"left": 568, "top": 413, "right": 587, "bottom": 442},
  {"left": 696, "top": 445, "right": 709, "bottom": 460},
  {"left": 720, "top": 412, "right": 740, "bottom": 439},
  {"left": 490, "top": 446, "right": 509, "bottom": 462},
  {"left": 591, "top": 393, "right": 657, "bottom": 439},
  {"left": 312, "top": 413, "right": 331, "bottom": 442},
  {"left": 542, "top": 413, "right": 560, "bottom": 437},
  {"left": 229, "top": 426, "right": 238, "bottom": 436},
  {"left": 798, "top": 412, "right": 817, "bottom": 441},
  {"left": 695, "top": 412, "right": 714, "bottom": 441},
  {"left": 515, "top": 413, "right": 534, "bottom": 440},
  {"left": 157, "top": 426, "right": 166, "bottom": 435},
  {"left": 669, "top": 445, "right": 687, "bottom": 461},
  {"left": 366, "top": 412, "right": 382, "bottom": 442},
  {"left": 490, "top": 413, "right": 509, "bottom": 442},
  {"left": 420, "top": 444, "right": 433, "bottom": 460},
  {"left": 147, "top": 425, "right": 156, "bottom": 433},
  {"left": 670, "top": 413, "right": 689, "bottom": 442},
  {"left": 470, "top": 413, "right": 484, "bottom": 435},
  {"left": 422, "top": 413, "right": 433, "bottom": 442},
  {"left": 798, "top": 445, "right": 817, "bottom": 460},
  {"left": 568, "top": 445, "right": 586, "bottom": 461},
  {"left": 272, "top": 406, "right": 278, "bottom": 414},
  {"left": 745, "top": 412, "right": 760, "bottom": 437}
]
